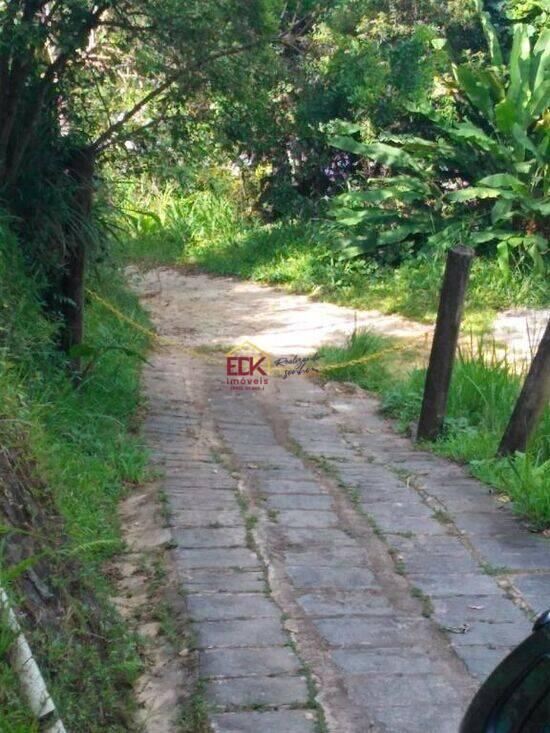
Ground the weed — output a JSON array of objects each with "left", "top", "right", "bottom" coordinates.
[
  {"left": 365, "top": 514, "right": 385, "bottom": 538},
  {"left": 432, "top": 510, "right": 454, "bottom": 526},
  {"left": 347, "top": 487, "right": 362, "bottom": 508},
  {"left": 480, "top": 562, "right": 512, "bottom": 577},
  {"left": 388, "top": 547, "right": 406, "bottom": 575},
  {"left": 410, "top": 586, "right": 434, "bottom": 618},
  {"left": 179, "top": 681, "right": 211, "bottom": 733},
  {"left": 152, "top": 599, "right": 179, "bottom": 648},
  {"left": 245, "top": 514, "right": 258, "bottom": 532}
]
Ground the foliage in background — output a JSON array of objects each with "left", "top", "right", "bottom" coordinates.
[
  {"left": 329, "top": 18, "right": 549, "bottom": 273},
  {"left": 232, "top": 0, "right": 481, "bottom": 219},
  {"left": 0, "top": 0, "right": 285, "bottom": 357}
]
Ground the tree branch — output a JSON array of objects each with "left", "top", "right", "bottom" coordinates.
[
  {"left": 5, "top": 2, "right": 109, "bottom": 184},
  {"left": 90, "top": 38, "right": 270, "bottom": 153}
]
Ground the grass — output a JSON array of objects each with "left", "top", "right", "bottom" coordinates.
[
  {"left": 316, "top": 330, "right": 550, "bottom": 529},
  {"left": 0, "top": 223, "right": 152, "bottom": 730},
  {"left": 179, "top": 681, "right": 211, "bottom": 733},
  {"left": 0, "top": 612, "right": 39, "bottom": 733},
  {"left": 122, "top": 184, "right": 549, "bottom": 328}
]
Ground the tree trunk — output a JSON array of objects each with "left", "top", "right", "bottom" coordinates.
[
  {"left": 417, "top": 246, "right": 474, "bottom": 441},
  {"left": 498, "top": 319, "right": 550, "bottom": 456},
  {"left": 57, "top": 147, "right": 96, "bottom": 375}
]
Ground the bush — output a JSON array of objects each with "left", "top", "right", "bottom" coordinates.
[{"left": 329, "top": 19, "right": 549, "bottom": 276}]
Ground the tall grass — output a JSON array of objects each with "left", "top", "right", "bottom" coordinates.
[
  {"left": 318, "top": 330, "right": 550, "bottom": 529},
  {"left": 120, "top": 174, "right": 247, "bottom": 268},
  {"left": 121, "top": 182, "right": 549, "bottom": 324},
  {"left": 0, "top": 220, "right": 150, "bottom": 729}
]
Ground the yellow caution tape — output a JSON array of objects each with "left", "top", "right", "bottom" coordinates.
[{"left": 86, "top": 287, "right": 428, "bottom": 376}]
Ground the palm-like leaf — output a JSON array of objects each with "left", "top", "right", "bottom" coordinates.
[{"left": 328, "top": 12, "right": 549, "bottom": 275}]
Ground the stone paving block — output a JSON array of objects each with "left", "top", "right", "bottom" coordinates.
[
  {"left": 367, "top": 704, "right": 464, "bottom": 733},
  {"left": 253, "top": 469, "right": 317, "bottom": 483},
  {"left": 195, "top": 618, "right": 286, "bottom": 648},
  {"left": 206, "top": 675, "right": 309, "bottom": 709},
  {"left": 173, "top": 527, "right": 246, "bottom": 548},
  {"left": 183, "top": 569, "right": 265, "bottom": 593},
  {"left": 407, "top": 573, "right": 500, "bottom": 597},
  {"left": 454, "top": 644, "right": 511, "bottom": 681},
  {"left": 362, "top": 499, "right": 435, "bottom": 519},
  {"left": 211, "top": 710, "right": 316, "bottom": 733},
  {"left": 266, "top": 494, "right": 333, "bottom": 510},
  {"left": 357, "top": 486, "right": 416, "bottom": 505},
  {"left": 512, "top": 573, "right": 550, "bottom": 615},
  {"left": 431, "top": 594, "right": 529, "bottom": 626},
  {"left": 452, "top": 510, "right": 526, "bottom": 536},
  {"left": 258, "top": 479, "right": 327, "bottom": 495},
  {"left": 332, "top": 647, "right": 435, "bottom": 675},
  {"left": 276, "top": 510, "right": 338, "bottom": 528},
  {"left": 366, "top": 509, "right": 444, "bottom": 535},
  {"left": 283, "top": 528, "right": 357, "bottom": 547},
  {"left": 169, "top": 493, "right": 237, "bottom": 510},
  {"left": 170, "top": 509, "right": 243, "bottom": 527},
  {"left": 388, "top": 534, "right": 474, "bottom": 558},
  {"left": 297, "top": 590, "right": 393, "bottom": 617},
  {"left": 187, "top": 593, "right": 279, "bottom": 621},
  {"left": 472, "top": 535, "right": 550, "bottom": 571},
  {"left": 399, "top": 549, "right": 481, "bottom": 576},
  {"left": 165, "top": 477, "right": 236, "bottom": 490},
  {"left": 347, "top": 673, "right": 459, "bottom": 708},
  {"left": 168, "top": 486, "right": 236, "bottom": 499},
  {"left": 447, "top": 621, "right": 527, "bottom": 647},
  {"left": 439, "top": 493, "right": 508, "bottom": 514},
  {"left": 200, "top": 647, "right": 302, "bottom": 678},
  {"left": 287, "top": 565, "right": 376, "bottom": 590},
  {"left": 285, "top": 546, "right": 369, "bottom": 567},
  {"left": 176, "top": 547, "right": 260, "bottom": 569},
  {"left": 314, "top": 616, "right": 429, "bottom": 648}
]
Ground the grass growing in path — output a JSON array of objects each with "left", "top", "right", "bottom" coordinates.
[{"left": 317, "top": 330, "right": 550, "bottom": 529}]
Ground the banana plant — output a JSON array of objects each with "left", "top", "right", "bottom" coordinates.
[{"left": 329, "top": 11, "right": 549, "bottom": 275}]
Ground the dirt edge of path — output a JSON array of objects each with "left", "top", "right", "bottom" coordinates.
[{"left": 112, "top": 476, "right": 201, "bottom": 733}]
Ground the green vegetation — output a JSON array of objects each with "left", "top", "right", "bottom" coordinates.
[
  {"left": 0, "top": 616, "right": 38, "bottom": 733},
  {"left": 0, "top": 0, "right": 549, "bottom": 726},
  {"left": 0, "top": 222, "right": 150, "bottom": 730},
  {"left": 330, "top": 20, "right": 549, "bottom": 275},
  {"left": 316, "top": 330, "right": 550, "bottom": 528},
  {"left": 125, "top": 183, "right": 547, "bottom": 327}
]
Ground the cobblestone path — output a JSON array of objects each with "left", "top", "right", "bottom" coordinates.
[{"left": 138, "top": 269, "right": 550, "bottom": 733}]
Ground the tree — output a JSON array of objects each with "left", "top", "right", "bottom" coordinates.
[
  {"left": 328, "top": 13, "right": 549, "bottom": 273},
  {"left": 0, "top": 0, "right": 281, "bottom": 364}
]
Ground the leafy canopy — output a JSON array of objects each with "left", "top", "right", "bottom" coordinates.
[{"left": 329, "top": 12, "right": 549, "bottom": 275}]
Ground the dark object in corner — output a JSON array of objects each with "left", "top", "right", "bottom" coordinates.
[{"left": 460, "top": 609, "right": 550, "bottom": 732}]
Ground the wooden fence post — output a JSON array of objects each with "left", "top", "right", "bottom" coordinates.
[
  {"left": 498, "top": 319, "right": 550, "bottom": 456},
  {"left": 417, "top": 245, "right": 475, "bottom": 441}
]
